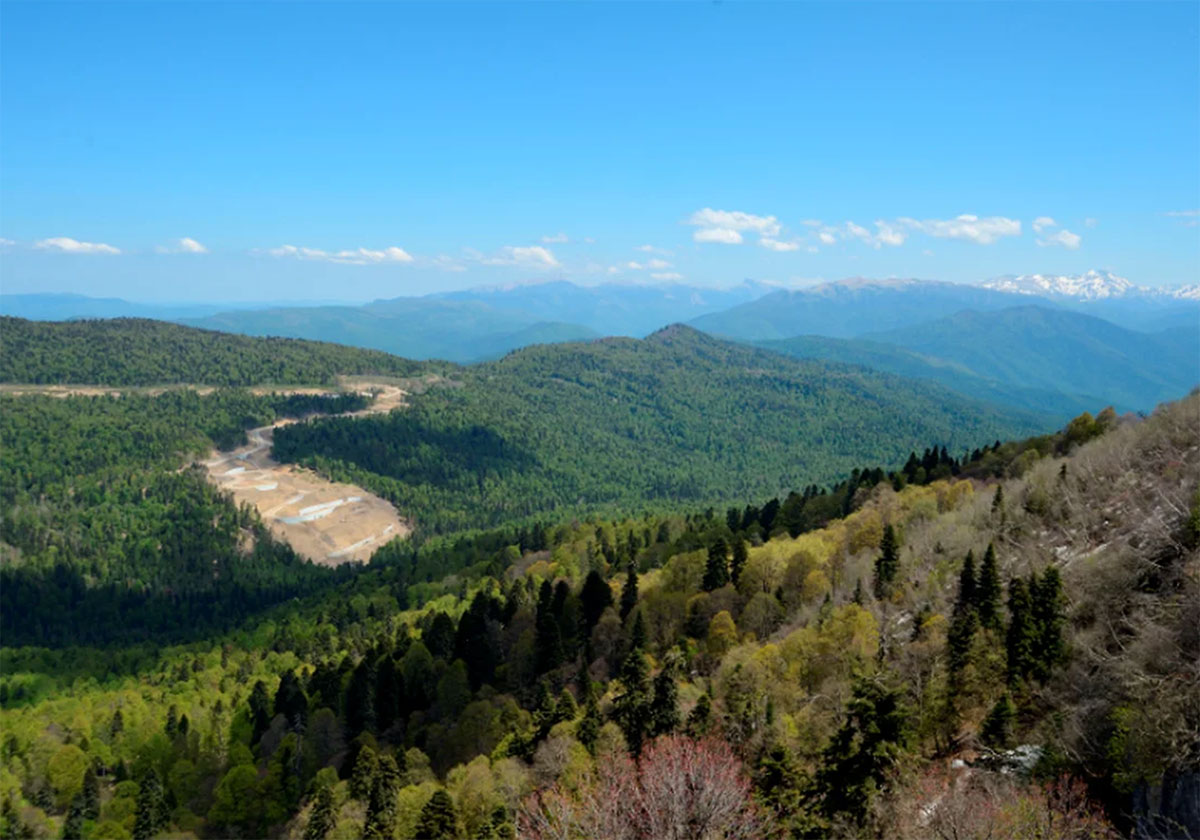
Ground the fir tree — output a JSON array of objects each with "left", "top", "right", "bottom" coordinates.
[
  {"left": 977, "top": 543, "right": 1002, "bottom": 630},
  {"left": 612, "top": 646, "right": 652, "bottom": 754},
  {"left": 1032, "top": 567, "right": 1066, "bottom": 680},
  {"left": 630, "top": 610, "right": 648, "bottom": 653},
  {"left": 580, "top": 570, "right": 614, "bottom": 630},
  {"left": 955, "top": 551, "right": 977, "bottom": 614},
  {"left": 947, "top": 606, "right": 978, "bottom": 682},
  {"left": 81, "top": 766, "right": 99, "bottom": 820},
  {"left": 132, "top": 769, "right": 168, "bottom": 840},
  {"left": 414, "top": 789, "right": 460, "bottom": 840},
  {"left": 730, "top": 539, "right": 748, "bottom": 586},
  {"left": 363, "top": 754, "right": 401, "bottom": 839},
  {"left": 686, "top": 692, "right": 714, "bottom": 737},
  {"left": 348, "top": 745, "right": 378, "bottom": 801},
  {"left": 981, "top": 693, "right": 1016, "bottom": 749},
  {"left": 577, "top": 692, "right": 603, "bottom": 754},
  {"left": 703, "top": 538, "right": 730, "bottom": 591},
  {"left": 346, "top": 658, "right": 378, "bottom": 736},
  {"left": 873, "top": 524, "right": 899, "bottom": 599},
  {"left": 648, "top": 661, "right": 680, "bottom": 737},
  {"left": 620, "top": 562, "right": 639, "bottom": 619},
  {"left": 1005, "top": 577, "right": 1036, "bottom": 686},
  {"left": 60, "top": 796, "right": 85, "bottom": 840},
  {"left": 556, "top": 688, "right": 578, "bottom": 723},
  {"left": 303, "top": 783, "right": 336, "bottom": 840},
  {"left": 248, "top": 679, "right": 272, "bottom": 745}
]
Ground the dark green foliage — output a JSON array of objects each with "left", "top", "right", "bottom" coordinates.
[
  {"left": 703, "top": 538, "right": 729, "bottom": 591},
  {"left": 946, "top": 607, "right": 978, "bottom": 684},
  {"left": 754, "top": 742, "right": 820, "bottom": 837},
  {"left": 981, "top": 693, "right": 1017, "bottom": 749},
  {"left": 730, "top": 539, "right": 748, "bottom": 585},
  {"left": 1005, "top": 578, "right": 1036, "bottom": 686},
  {"left": 816, "top": 678, "right": 909, "bottom": 824},
  {"left": 577, "top": 692, "right": 603, "bottom": 754},
  {"left": 534, "top": 583, "right": 565, "bottom": 674},
  {"left": 581, "top": 570, "right": 614, "bottom": 630},
  {"left": 649, "top": 661, "right": 680, "bottom": 738},
  {"left": 363, "top": 754, "right": 401, "bottom": 839},
  {"left": 977, "top": 544, "right": 1002, "bottom": 630},
  {"left": 612, "top": 647, "right": 652, "bottom": 755},
  {"left": 0, "top": 316, "right": 429, "bottom": 386},
  {"left": 620, "top": 562, "right": 639, "bottom": 619},
  {"left": 348, "top": 745, "right": 378, "bottom": 801},
  {"left": 414, "top": 789, "right": 460, "bottom": 840},
  {"left": 80, "top": 767, "right": 99, "bottom": 821},
  {"left": 249, "top": 680, "right": 272, "bottom": 745},
  {"left": 60, "top": 796, "right": 84, "bottom": 840},
  {"left": 272, "top": 326, "right": 1038, "bottom": 536},
  {"left": 873, "top": 524, "right": 899, "bottom": 599},
  {"left": 304, "top": 783, "right": 336, "bottom": 840},
  {"left": 687, "top": 692, "right": 715, "bottom": 737},
  {"left": 955, "top": 551, "right": 977, "bottom": 615},
  {"left": 346, "top": 659, "right": 377, "bottom": 737},
  {"left": 133, "top": 768, "right": 168, "bottom": 840},
  {"left": 1031, "top": 567, "right": 1066, "bottom": 680}
]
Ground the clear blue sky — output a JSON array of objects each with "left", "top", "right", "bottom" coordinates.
[{"left": 1, "top": 1, "right": 1197, "bottom": 301}]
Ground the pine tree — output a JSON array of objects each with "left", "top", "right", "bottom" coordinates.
[
  {"left": 363, "top": 754, "right": 401, "bottom": 839},
  {"left": 580, "top": 570, "right": 614, "bottom": 630},
  {"left": 81, "top": 766, "right": 99, "bottom": 820},
  {"left": 1005, "top": 577, "right": 1036, "bottom": 686},
  {"left": 977, "top": 544, "right": 1002, "bottom": 630},
  {"left": 686, "top": 692, "right": 714, "bottom": 737},
  {"left": 620, "top": 561, "right": 639, "bottom": 619},
  {"left": 946, "top": 606, "right": 978, "bottom": 682},
  {"left": 981, "top": 693, "right": 1016, "bottom": 749},
  {"left": 648, "top": 662, "right": 680, "bottom": 737},
  {"left": 612, "top": 646, "right": 652, "bottom": 754},
  {"left": 132, "top": 769, "right": 167, "bottom": 840},
  {"left": 955, "top": 551, "right": 977, "bottom": 614},
  {"left": 556, "top": 688, "right": 578, "bottom": 723},
  {"left": 248, "top": 679, "right": 272, "bottom": 745},
  {"left": 414, "top": 789, "right": 460, "bottom": 840},
  {"left": 629, "top": 610, "right": 648, "bottom": 653},
  {"left": 61, "top": 796, "right": 85, "bottom": 840},
  {"left": 577, "top": 692, "right": 603, "bottom": 754},
  {"left": 703, "top": 538, "right": 729, "bottom": 591},
  {"left": 873, "top": 524, "right": 899, "bottom": 599},
  {"left": 304, "top": 783, "right": 336, "bottom": 840},
  {"left": 346, "top": 658, "right": 378, "bottom": 736},
  {"left": 349, "top": 745, "right": 379, "bottom": 801},
  {"left": 730, "top": 539, "right": 748, "bottom": 586},
  {"left": 1031, "top": 567, "right": 1066, "bottom": 680}
]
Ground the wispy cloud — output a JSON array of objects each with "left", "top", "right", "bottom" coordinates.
[
  {"left": 475, "top": 245, "right": 560, "bottom": 269},
  {"left": 1164, "top": 209, "right": 1199, "bottom": 217},
  {"left": 759, "top": 237, "right": 801, "bottom": 252},
  {"left": 636, "top": 244, "right": 672, "bottom": 255},
  {"left": 540, "top": 232, "right": 569, "bottom": 244},
  {"left": 1031, "top": 216, "right": 1082, "bottom": 249},
  {"left": 897, "top": 214, "right": 1021, "bottom": 245},
  {"left": 650, "top": 272, "right": 684, "bottom": 281},
  {"left": 266, "top": 244, "right": 414, "bottom": 265},
  {"left": 34, "top": 236, "right": 121, "bottom": 255},
  {"left": 157, "top": 236, "right": 208, "bottom": 254},
  {"left": 688, "top": 207, "right": 781, "bottom": 245}
]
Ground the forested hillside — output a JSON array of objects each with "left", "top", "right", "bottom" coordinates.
[
  {"left": 2, "top": 393, "right": 1193, "bottom": 840},
  {"left": 0, "top": 318, "right": 436, "bottom": 387},
  {"left": 273, "top": 326, "right": 1050, "bottom": 534}
]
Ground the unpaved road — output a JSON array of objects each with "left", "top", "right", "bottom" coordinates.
[{"left": 203, "top": 384, "right": 411, "bottom": 566}]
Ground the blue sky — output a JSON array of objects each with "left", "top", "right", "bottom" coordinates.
[{"left": 1, "top": 1, "right": 1197, "bottom": 302}]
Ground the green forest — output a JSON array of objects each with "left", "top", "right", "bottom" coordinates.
[
  {"left": 272, "top": 326, "right": 1048, "bottom": 535},
  {"left": 0, "top": 318, "right": 438, "bottom": 387}
]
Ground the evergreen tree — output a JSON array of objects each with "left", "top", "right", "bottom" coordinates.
[
  {"left": 981, "top": 693, "right": 1016, "bottom": 749},
  {"left": 730, "top": 539, "right": 748, "bottom": 586},
  {"left": 81, "top": 766, "right": 99, "bottom": 820},
  {"left": 556, "top": 687, "right": 578, "bottom": 723},
  {"left": 414, "top": 789, "right": 460, "bottom": 840},
  {"left": 346, "top": 658, "right": 378, "bottom": 736},
  {"left": 534, "top": 589, "right": 565, "bottom": 674},
  {"left": 577, "top": 692, "right": 603, "bottom": 754},
  {"left": 630, "top": 610, "right": 648, "bottom": 653},
  {"left": 852, "top": 578, "right": 865, "bottom": 606},
  {"left": 580, "top": 570, "right": 614, "bottom": 630},
  {"left": 248, "top": 679, "right": 272, "bottom": 745},
  {"left": 1031, "top": 567, "right": 1066, "bottom": 680},
  {"left": 349, "top": 745, "right": 379, "bottom": 801},
  {"left": 816, "top": 678, "right": 908, "bottom": 824},
  {"left": 947, "top": 606, "right": 978, "bottom": 682},
  {"left": 873, "top": 524, "right": 900, "bottom": 599},
  {"left": 977, "top": 544, "right": 1002, "bottom": 631},
  {"left": 1005, "top": 577, "right": 1036, "bottom": 686},
  {"left": 133, "top": 769, "right": 168, "bottom": 840},
  {"left": 648, "top": 662, "right": 680, "bottom": 737},
  {"left": 620, "top": 561, "right": 639, "bottom": 619},
  {"left": 612, "top": 646, "right": 652, "bottom": 754},
  {"left": 686, "top": 692, "right": 714, "bottom": 737},
  {"left": 60, "top": 796, "right": 84, "bottom": 840},
  {"left": 363, "top": 754, "right": 401, "bottom": 839},
  {"left": 703, "top": 538, "right": 730, "bottom": 591},
  {"left": 303, "top": 783, "right": 336, "bottom": 840},
  {"left": 955, "top": 551, "right": 977, "bottom": 614}
]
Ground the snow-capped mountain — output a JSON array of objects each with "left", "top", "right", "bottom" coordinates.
[{"left": 983, "top": 270, "right": 1199, "bottom": 301}]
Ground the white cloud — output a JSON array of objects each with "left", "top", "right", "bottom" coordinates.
[
  {"left": 693, "top": 227, "right": 744, "bottom": 244},
  {"left": 1084, "top": 217, "right": 1098, "bottom": 228},
  {"left": 1036, "top": 228, "right": 1082, "bottom": 249},
  {"left": 759, "top": 237, "right": 801, "bottom": 252},
  {"left": 636, "top": 244, "right": 672, "bottom": 255},
  {"left": 540, "top": 232, "right": 569, "bottom": 244},
  {"left": 646, "top": 258, "right": 672, "bottom": 269},
  {"left": 157, "top": 236, "right": 208, "bottom": 254},
  {"left": 687, "top": 207, "right": 781, "bottom": 236},
  {"left": 428, "top": 255, "right": 467, "bottom": 272},
  {"left": 817, "top": 230, "right": 837, "bottom": 246},
  {"left": 623, "top": 257, "right": 674, "bottom": 271},
  {"left": 478, "top": 245, "right": 560, "bottom": 268},
  {"left": 650, "top": 272, "right": 684, "bottom": 281},
  {"left": 806, "top": 245, "right": 819, "bottom": 254},
  {"left": 34, "top": 236, "right": 120, "bottom": 255},
  {"left": 1032, "top": 216, "right": 1056, "bottom": 234},
  {"left": 873, "top": 221, "right": 907, "bottom": 247},
  {"left": 0, "top": 238, "right": 14, "bottom": 249},
  {"left": 267, "top": 244, "right": 414, "bottom": 265},
  {"left": 898, "top": 214, "right": 1021, "bottom": 245}
]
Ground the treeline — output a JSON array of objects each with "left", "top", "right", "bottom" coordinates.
[
  {"left": 0, "top": 317, "right": 436, "bottom": 386},
  {"left": 273, "top": 326, "right": 1042, "bottom": 535}
]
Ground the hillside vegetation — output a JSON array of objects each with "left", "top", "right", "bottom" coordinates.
[
  {"left": 1, "top": 392, "right": 1193, "bottom": 840},
  {"left": 0, "top": 317, "right": 436, "bottom": 387},
  {"left": 273, "top": 326, "right": 1050, "bottom": 534}
]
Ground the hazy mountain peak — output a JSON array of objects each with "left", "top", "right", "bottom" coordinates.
[{"left": 982, "top": 269, "right": 1198, "bottom": 301}]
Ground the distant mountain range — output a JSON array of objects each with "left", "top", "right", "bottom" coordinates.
[{"left": 982, "top": 269, "right": 1200, "bottom": 301}]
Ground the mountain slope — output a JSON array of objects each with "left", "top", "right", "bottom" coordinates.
[
  {"left": 272, "top": 325, "right": 1053, "bottom": 534},
  {"left": 862, "top": 305, "right": 1199, "bottom": 413},
  {"left": 689, "top": 278, "right": 1045, "bottom": 340},
  {"left": 183, "top": 297, "right": 598, "bottom": 363},
  {"left": 435, "top": 279, "right": 773, "bottom": 337},
  {"left": 0, "top": 316, "right": 435, "bottom": 386}
]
